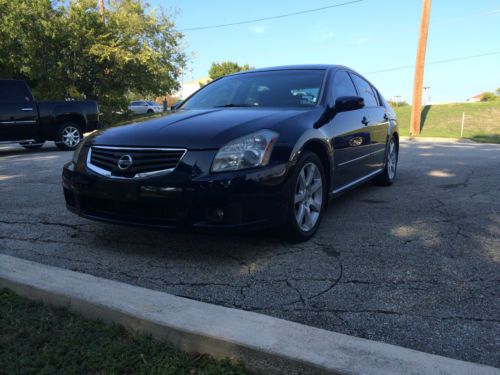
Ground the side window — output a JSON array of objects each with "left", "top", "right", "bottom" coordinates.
[
  {"left": 0, "top": 81, "right": 32, "bottom": 103},
  {"left": 371, "top": 86, "right": 382, "bottom": 106},
  {"left": 331, "top": 71, "right": 357, "bottom": 100},
  {"left": 350, "top": 74, "right": 378, "bottom": 107}
]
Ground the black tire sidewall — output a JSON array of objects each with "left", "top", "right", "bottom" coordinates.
[
  {"left": 56, "top": 122, "right": 82, "bottom": 151},
  {"left": 285, "top": 151, "right": 327, "bottom": 241}
]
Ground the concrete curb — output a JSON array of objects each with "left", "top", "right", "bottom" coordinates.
[
  {"left": 1, "top": 254, "right": 498, "bottom": 375},
  {"left": 400, "top": 136, "right": 476, "bottom": 143}
]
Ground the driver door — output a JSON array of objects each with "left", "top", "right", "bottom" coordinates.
[{"left": 324, "top": 71, "right": 373, "bottom": 189}]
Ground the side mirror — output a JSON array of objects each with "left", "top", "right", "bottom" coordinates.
[
  {"left": 335, "top": 96, "right": 364, "bottom": 112},
  {"left": 314, "top": 96, "right": 365, "bottom": 129},
  {"left": 171, "top": 100, "right": 183, "bottom": 110}
]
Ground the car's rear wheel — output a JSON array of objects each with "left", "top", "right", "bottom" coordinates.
[
  {"left": 55, "top": 122, "right": 82, "bottom": 151},
  {"left": 373, "top": 136, "right": 398, "bottom": 186},
  {"left": 283, "top": 151, "right": 326, "bottom": 242},
  {"left": 20, "top": 140, "right": 45, "bottom": 149}
]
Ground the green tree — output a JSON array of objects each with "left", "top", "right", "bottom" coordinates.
[
  {"left": 0, "top": 0, "right": 186, "bottom": 122},
  {"left": 480, "top": 92, "right": 497, "bottom": 102},
  {"left": 387, "top": 100, "right": 408, "bottom": 107},
  {"left": 208, "top": 61, "right": 253, "bottom": 80},
  {"left": 496, "top": 87, "right": 500, "bottom": 96},
  {"left": 0, "top": 0, "right": 66, "bottom": 96}
]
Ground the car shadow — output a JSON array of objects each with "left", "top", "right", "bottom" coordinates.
[{"left": 0, "top": 144, "right": 62, "bottom": 157}]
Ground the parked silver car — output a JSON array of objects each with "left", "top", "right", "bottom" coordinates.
[{"left": 127, "top": 100, "right": 163, "bottom": 114}]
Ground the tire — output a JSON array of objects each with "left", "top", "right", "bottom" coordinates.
[
  {"left": 55, "top": 122, "right": 83, "bottom": 151},
  {"left": 20, "top": 140, "right": 45, "bottom": 149},
  {"left": 373, "top": 135, "right": 398, "bottom": 186},
  {"left": 282, "top": 151, "right": 327, "bottom": 242},
  {"left": 147, "top": 109, "right": 154, "bottom": 114}
]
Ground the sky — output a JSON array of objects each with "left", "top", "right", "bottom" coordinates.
[{"left": 150, "top": 0, "right": 500, "bottom": 103}]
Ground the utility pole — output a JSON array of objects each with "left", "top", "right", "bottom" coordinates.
[
  {"left": 99, "top": 0, "right": 105, "bottom": 22},
  {"left": 410, "top": 0, "right": 432, "bottom": 136}
]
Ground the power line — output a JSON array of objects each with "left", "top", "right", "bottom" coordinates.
[
  {"left": 364, "top": 50, "right": 500, "bottom": 75},
  {"left": 179, "top": 0, "right": 363, "bottom": 32}
]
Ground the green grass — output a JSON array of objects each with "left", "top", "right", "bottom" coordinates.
[
  {"left": 0, "top": 289, "right": 247, "bottom": 375},
  {"left": 394, "top": 100, "right": 500, "bottom": 143}
]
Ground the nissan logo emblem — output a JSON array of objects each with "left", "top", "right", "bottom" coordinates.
[{"left": 117, "top": 154, "right": 133, "bottom": 170}]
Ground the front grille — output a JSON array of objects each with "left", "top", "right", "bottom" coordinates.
[{"left": 87, "top": 146, "right": 186, "bottom": 178}]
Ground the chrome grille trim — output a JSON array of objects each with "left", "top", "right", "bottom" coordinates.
[{"left": 86, "top": 146, "right": 187, "bottom": 179}]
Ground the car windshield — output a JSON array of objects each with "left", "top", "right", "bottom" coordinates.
[{"left": 182, "top": 70, "right": 325, "bottom": 110}]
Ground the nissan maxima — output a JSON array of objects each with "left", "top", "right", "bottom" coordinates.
[{"left": 63, "top": 65, "right": 399, "bottom": 241}]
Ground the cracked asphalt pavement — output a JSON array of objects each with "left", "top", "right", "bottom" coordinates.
[{"left": 1, "top": 141, "right": 499, "bottom": 367}]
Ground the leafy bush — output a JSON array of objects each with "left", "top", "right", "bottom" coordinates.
[
  {"left": 387, "top": 100, "right": 409, "bottom": 107},
  {"left": 480, "top": 92, "right": 497, "bottom": 102}
]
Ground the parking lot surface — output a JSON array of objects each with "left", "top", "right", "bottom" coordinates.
[{"left": 1, "top": 141, "right": 499, "bottom": 367}]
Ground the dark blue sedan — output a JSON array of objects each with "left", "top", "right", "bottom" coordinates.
[{"left": 63, "top": 65, "right": 399, "bottom": 241}]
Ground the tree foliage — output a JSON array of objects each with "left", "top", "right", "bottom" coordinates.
[
  {"left": 496, "top": 87, "right": 500, "bottom": 96},
  {"left": 387, "top": 100, "right": 408, "bottom": 107},
  {"left": 480, "top": 92, "right": 497, "bottom": 102},
  {"left": 208, "top": 61, "right": 253, "bottom": 80},
  {"left": 0, "top": 0, "right": 186, "bottom": 121}
]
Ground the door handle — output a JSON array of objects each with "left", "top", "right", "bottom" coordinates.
[
  {"left": 383, "top": 113, "right": 389, "bottom": 121},
  {"left": 361, "top": 117, "right": 369, "bottom": 126},
  {"left": 21, "top": 107, "right": 33, "bottom": 111}
]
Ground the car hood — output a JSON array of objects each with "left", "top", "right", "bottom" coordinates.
[{"left": 89, "top": 108, "right": 314, "bottom": 149}]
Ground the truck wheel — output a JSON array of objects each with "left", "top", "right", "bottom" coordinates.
[
  {"left": 20, "top": 140, "right": 45, "bottom": 149},
  {"left": 55, "top": 122, "right": 82, "bottom": 151}
]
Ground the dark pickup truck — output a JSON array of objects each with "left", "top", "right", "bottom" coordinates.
[{"left": 0, "top": 79, "right": 100, "bottom": 150}]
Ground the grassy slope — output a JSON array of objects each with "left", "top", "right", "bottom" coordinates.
[
  {"left": 393, "top": 100, "right": 500, "bottom": 143},
  {"left": 0, "top": 289, "right": 246, "bottom": 375}
]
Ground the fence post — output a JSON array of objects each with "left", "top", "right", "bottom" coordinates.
[{"left": 460, "top": 112, "right": 465, "bottom": 138}]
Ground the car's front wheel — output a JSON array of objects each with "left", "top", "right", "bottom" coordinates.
[{"left": 283, "top": 151, "right": 326, "bottom": 242}]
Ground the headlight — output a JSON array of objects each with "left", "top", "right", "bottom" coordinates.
[
  {"left": 72, "top": 141, "right": 85, "bottom": 164},
  {"left": 211, "top": 130, "right": 279, "bottom": 172}
]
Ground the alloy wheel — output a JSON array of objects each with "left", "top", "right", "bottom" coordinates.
[
  {"left": 294, "top": 162, "right": 323, "bottom": 231},
  {"left": 62, "top": 126, "right": 81, "bottom": 148},
  {"left": 387, "top": 138, "right": 397, "bottom": 180}
]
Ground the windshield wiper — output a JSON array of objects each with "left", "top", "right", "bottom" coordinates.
[{"left": 214, "top": 103, "right": 255, "bottom": 108}]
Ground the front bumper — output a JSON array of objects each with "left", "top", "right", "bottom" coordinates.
[{"left": 62, "top": 152, "right": 292, "bottom": 231}]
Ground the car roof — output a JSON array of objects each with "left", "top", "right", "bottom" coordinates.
[{"left": 228, "top": 64, "right": 350, "bottom": 76}]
